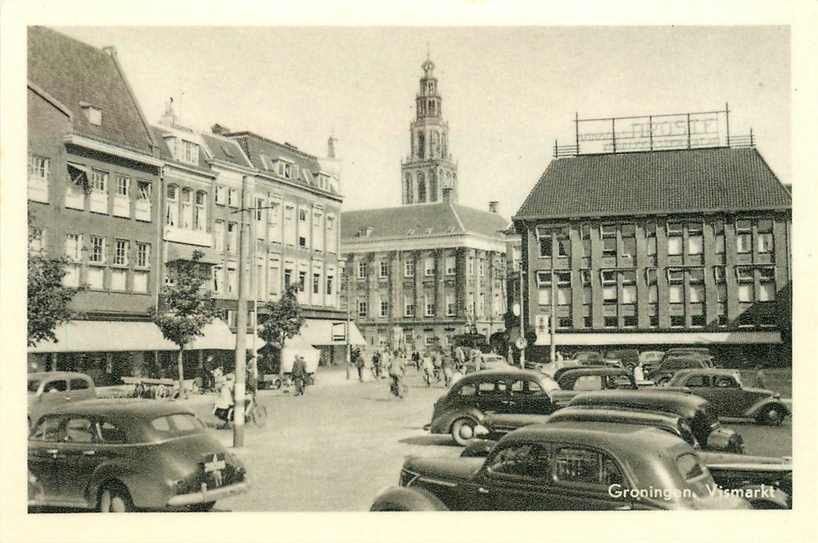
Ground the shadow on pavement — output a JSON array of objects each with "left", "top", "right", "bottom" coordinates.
[{"left": 399, "top": 435, "right": 459, "bottom": 447}]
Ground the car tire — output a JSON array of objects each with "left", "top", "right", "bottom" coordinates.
[
  {"left": 189, "top": 501, "right": 216, "bottom": 512},
  {"left": 98, "top": 483, "right": 134, "bottom": 513},
  {"left": 756, "top": 405, "right": 785, "bottom": 426},
  {"left": 656, "top": 375, "right": 672, "bottom": 386},
  {"left": 451, "top": 417, "right": 478, "bottom": 446}
]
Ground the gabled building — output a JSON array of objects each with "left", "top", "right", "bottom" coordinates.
[
  {"left": 514, "top": 138, "right": 792, "bottom": 365},
  {"left": 27, "top": 26, "right": 165, "bottom": 382},
  {"left": 341, "top": 57, "right": 508, "bottom": 352}
]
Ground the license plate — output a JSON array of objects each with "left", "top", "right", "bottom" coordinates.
[{"left": 202, "top": 453, "right": 226, "bottom": 487}]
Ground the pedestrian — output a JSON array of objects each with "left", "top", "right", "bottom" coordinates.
[
  {"left": 753, "top": 363, "right": 767, "bottom": 389},
  {"left": 355, "top": 349, "right": 366, "bottom": 382},
  {"left": 389, "top": 349, "right": 407, "bottom": 398},
  {"left": 432, "top": 351, "right": 442, "bottom": 382},
  {"left": 381, "top": 350, "right": 392, "bottom": 379},
  {"left": 213, "top": 380, "right": 234, "bottom": 429},
  {"left": 412, "top": 350, "right": 421, "bottom": 373},
  {"left": 372, "top": 350, "right": 381, "bottom": 379},
  {"left": 470, "top": 349, "right": 482, "bottom": 373},
  {"left": 421, "top": 352, "right": 434, "bottom": 386},
  {"left": 454, "top": 345, "right": 466, "bottom": 369},
  {"left": 291, "top": 355, "right": 307, "bottom": 396},
  {"left": 441, "top": 352, "right": 453, "bottom": 387}
]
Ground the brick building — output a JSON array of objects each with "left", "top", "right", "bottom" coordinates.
[
  {"left": 514, "top": 143, "right": 792, "bottom": 365},
  {"left": 341, "top": 57, "right": 508, "bottom": 352}
]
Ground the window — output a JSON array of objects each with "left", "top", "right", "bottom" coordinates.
[
  {"left": 556, "top": 272, "right": 571, "bottom": 305},
  {"left": 417, "top": 173, "right": 427, "bottom": 202},
  {"left": 89, "top": 235, "right": 106, "bottom": 264},
  {"left": 29, "top": 154, "right": 50, "bottom": 179},
  {"left": 646, "top": 268, "right": 658, "bottom": 303},
  {"left": 714, "top": 219, "right": 725, "bottom": 254},
  {"left": 736, "top": 219, "right": 752, "bottom": 253},
  {"left": 181, "top": 140, "right": 199, "bottom": 165},
  {"left": 425, "top": 295, "right": 435, "bottom": 317},
  {"left": 601, "top": 270, "right": 617, "bottom": 302},
  {"left": 312, "top": 210, "right": 324, "bottom": 252},
  {"left": 446, "top": 293, "right": 456, "bottom": 316},
  {"left": 97, "top": 421, "right": 126, "bottom": 444},
  {"left": 113, "top": 239, "right": 129, "bottom": 266},
  {"left": 621, "top": 224, "right": 635, "bottom": 258},
  {"left": 358, "top": 301, "right": 368, "bottom": 318},
  {"left": 714, "top": 266, "right": 727, "bottom": 302},
  {"left": 326, "top": 274, "right": 334, "bottom": 297},
  {"left": 358, "top": 261, "right": 367, "bottom": 279},
  {"left": 283, "top": 267, "right": 292, "bottom": 290},
  {"left": 213, "top": 267, "right": 224, "bottom": 293},
  {"left": 298, "top": 271, "right": 306, "bottom": 292},
  {"left": 445, "top": 255, "right": 456, "bottom": 275},
  {"left": 203, "top": 222, "right": 220, "bottom": 255},
  {"left": 601, "top": 224, "right": 617, "bottom": 257},
  {"left": 194, "top": 192, "right": 207, "bottom": 231},
  {"left": 556, "top": 228, "right": 570, "bottom": 258},
  {"left": 214, "top": 185, "right": 226, "bottom": 205},
  {"left": 90, "top": 169, "right": 107, "bottom": 192},
  {"left": 180, "top": 188, "right": 193, "bottom": 229},
  {"left": 688, "top": 269, "right": 704, "bottom": 303},
  {"left": 82, "top": 105, "right": 102, "bottom": 125},
  {"left": 621, "top": 271, "right": 637, "bottom": 304},
  {"left": 380, "top": 300, "right": 389, "bottom": 317},
  {"left": 671, "top": 315, "right": 685, "bottom": 328},
  {"left": 227, "top": 265, "right": 237, "bottom": 294},
  {"left": 425, "top": 256, "right": 435, "bottom": 276},
  {"left": 115, "top": 175, "right": 129, "bottom": 197},
  {"left": 165, "top": 185, "right": 178, "bottom": 226},
  {"left": 65, "top": 233, "right": 83, "bottom": 262},
  {"left": 404, "top": 298, "right": 415, "bottom": 317},
  {"left": 757, "top": 219, "right": 774, "bottom": 253},
  {"left": 479, "top": 258, "right": 486, "bottom": 276},
  {"left": 487, "top": 443, "right": 551, "bottom": 480},
  {"left": 298, "top": 207, "right": 309, "bottom": 248},
  {"left": 379, "top": 260, "right": 389, "bottom": 278},
  {"left": 554, "top": 447, "right": 623, "bottom": 487},
  {"left": 687, "top": 221, "right": 703, "bottom": 255},
  {"left": 28, "top": 227, "right": 45, "bottom": 255},
  {"left": 667, "top": 222, "right": 683, "bottom": 256},
  {"left": 759, "top": 267, "right": 776, "bottom": 301},
  {"left": 313, "top": 273, "right": 321, "bottom": 295},
  {"left": 326, "top": 213, "right": 337, "bottom": 253},
  {"left": 228, "top": 187, "right": 239, "bottom": 208},
  {"left": 645, "top": 221, "right": 657, "bottom": 256},
  {"left": 737, "top": 267, "right": 754, "bottom": 302},
  {"left": 404, "top": 259, "right": 415, "bottom": 278},
  {"left": 284, "top": 204, "right": 296, "bottom": 245},
  {"left": 668, "top": 269, "right": 684, "bottom": 303},
  {"left": 580, "top": 224, "right": 592, "bottom": 259},
  {"left": 227, "top": 222, "right": 238, "bottom": 254}
]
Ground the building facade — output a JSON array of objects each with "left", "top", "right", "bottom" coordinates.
[
  {"left": 341, "top": 57, "right": 508, "bottom": 353},
  {"left": 514, "top": 143, "right": 792, "bottom": 365}
]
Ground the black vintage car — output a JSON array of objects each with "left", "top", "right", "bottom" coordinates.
[
  {"left": 372, "top": 422, "right": 751, "bottom": 511},
  {"left": 425, "top": 369, "right": 560, "bottom": 445},
  {"left": 28, "top": 400, "right": 248, "bottom": 512},
  {"left": 568, "top": 390, "right": 744, "bottom": 453}
]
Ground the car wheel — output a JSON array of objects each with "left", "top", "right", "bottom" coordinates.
[
  {"left": 189, "top": 501, "right": 216, "bottom": 512},
  {"left": 757, "top": 405, "right": 785, "bottom": 426},
  {"left": 451, "top": 418, "right": 477, "bottom": 446},
  {"left": 98, "top": 484, "right": 134, "bottom": 513},
  {"left": 656, "top": 375, "right": 672, "bottom": 386},
  {"left": 273, "top": 378, "right": 282, "bottom": 390}
]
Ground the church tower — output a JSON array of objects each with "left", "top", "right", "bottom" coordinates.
[{"left": 401, "top": 55, "right": 458, "bottom": 205}]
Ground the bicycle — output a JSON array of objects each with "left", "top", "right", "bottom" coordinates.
[{"left": 246, "top": 399, "right": 268, "bottom": 428}]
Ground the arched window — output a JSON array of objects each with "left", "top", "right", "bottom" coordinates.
[
  {"left": 431, "top": 131, "right": 439, "bottom": 158},
  {"left": 417, "top": 132, "right": 425, "bottom": 159},
  {"left": 429, "top": 170, "right": 438, "bottom": 202},
  {"left": 417, "top": 172, "right": 426, "bottom": 202},
  {"left": 405, "top": 173, "right": 414, "bottom": 204},
  {"left": 194, "top": 191, "right": 207, "bottom": 231}
]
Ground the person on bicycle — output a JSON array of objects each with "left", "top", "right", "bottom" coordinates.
[{"left": 389, "top": 350, "right": 406, "bottom": 398}]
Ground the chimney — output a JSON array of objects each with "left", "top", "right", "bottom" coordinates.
[
  {"left": 442, "top": 187, "right": 453, "bottom": 204},
  {"left": 211, "top": 123, "right": 231, "bottom": 135},
  {"left": 327, "top": 135, "right": 337, "bottom": 159},
  {"left": 488, "top": 201, "right": 499, "bottom": 214}
]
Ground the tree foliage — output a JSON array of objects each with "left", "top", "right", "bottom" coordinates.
[
  {"left": 27, "top": 250, "right": 82, "bottom": 347},
  {"left": 258, "top": 285, "right": 305, "bottom": 350}
]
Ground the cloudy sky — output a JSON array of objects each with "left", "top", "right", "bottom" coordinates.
[{"left": 55, "top": 26, "right": 790, "bottom": 215}]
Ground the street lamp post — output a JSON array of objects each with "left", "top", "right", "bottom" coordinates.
[
  {"left": 232, "top": 176, "right": 249, "bottom": 448},
  {"left": 345, "top": 256, "right": 351, "bottom": 380}
]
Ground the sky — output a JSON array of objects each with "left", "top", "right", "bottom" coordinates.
[{"left": 54, "top": 26, "right": 791, "bottom": 216}]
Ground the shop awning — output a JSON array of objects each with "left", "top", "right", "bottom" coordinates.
[
  {"left": 534, "top": 331, "right": 783, "bottom": 347},
  {"left": 28, "top": 321, "right": 176, "bottom": 353},
  {"left": 296, "top": 319, "right": 366, "bottom": 346},
  {"left": 28, "top": 319, "right": 237, "bottom": 353}
]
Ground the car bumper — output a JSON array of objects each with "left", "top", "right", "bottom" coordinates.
[{"left": 166, "top": 481, "right": 249, "bottom": 506}]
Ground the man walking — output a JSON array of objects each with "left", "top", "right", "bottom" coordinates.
[
  {"left": 291, "top": 355, "right": 307, "bottom": 396},
  {"left": 355, "top": 349, "right": 366, "bottom": 382},
  {"left": 389, "top": 349, "right": 407, "bottom": 398}
]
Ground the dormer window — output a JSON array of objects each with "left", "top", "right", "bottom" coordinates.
[
  {"left": 181, "top": 140, "right": 199, "bottom": 165},
  {"left": 80, "top": 102, "right": 102, "bottom": 126}
]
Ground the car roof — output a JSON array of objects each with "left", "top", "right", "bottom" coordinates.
[
  {"left": 28, "top": 371, "right": 91, "bottom": 381},
  {"left": 570, "top": 389, "right": 706, "bottom": 410},
  {"left": 558, "top": 367, "right": 629, "bottom": 378},
  {"left": 549, "top": 406, "right": 682, "bottom": 426},
  {"left": 41, "top": 399, "right": 194, "bottom": 420},
  {"left": 458, "top": 368, "right": 542, "bottom": 382},
  {"left": 502, "top": 421, "right": 684, "bottom": 457},
  {"left": 672, "top": 368, "right": 737, "bottom": 377}
]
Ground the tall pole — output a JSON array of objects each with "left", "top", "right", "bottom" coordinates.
[
  {"left": 233, "top": 176, "right": 248, "bottom": 448},
  {"left": 519, "top": 265, "right": 526, "bottom": 369},
  {"left": 250, "top": 197, "right": 258, "bottom": 381},
  {"left": 550, "top": 269, "right": 557, "bottom": 363},
  {"left": 345, "top": 256, "right": 351, "bottom": 380}
]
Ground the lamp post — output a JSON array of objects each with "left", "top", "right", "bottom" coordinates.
[
  {"left": 345, "top": 256, "right": 351, "bottom": 380},
  {"left": 232, "top": 176, "right": 249, "bottom": 448}
]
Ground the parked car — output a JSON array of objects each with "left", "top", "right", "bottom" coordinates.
[
  {"left": 28, "top": 399, "right": 248, "bottom": 512},
  {"left": 648, "top": 356, "right": 714, "bottom": 384},
  {"left": 665, "top": 369, "right": 789, "bottom": 425},
  {"left": 639, "top": 350, "right": 665, "bottom": 374},
  {"left": 463, "top": 353, "right": 512, "bottom": 374},
  {"left": 28, "top": 371, "right": 96, "bottom": 428},
  {"left": 572, "top": 350, "right": 604, "bottom": 364},
  {"left": 424, "top": 369, "right": 560, "bottom": 445},
  {"left": 604, "top": 349, "right": 640, "bottom": 370},
  {"left": 568, "top": 390, "right": 744, "bottom": 453},
  {"left": 372, "top": 422, "right": 751, "bottom": 510}
]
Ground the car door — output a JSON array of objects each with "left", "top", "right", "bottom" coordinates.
[
  {"left": 56, "top": 416, "right": 107, "bottom": 505},
  {"left": 477, "top": 442, "right": 556, "bottom": 510},
  {"left": 709, "top": 374, "right": 753, "bottom": 417},
  {"left": 28, "top": 414, "right": 67, "bottom": 504},
  {"left": 547, "top": 445, "right": 631, "bottom": 510},
  {"left": 515, "top": 378, "right": 555, "bottom": 414},
  {"left": 475, "top": 379, "right": 507, "bottom": 415},
  {"left": 68, "top": 377, "right": 95, "bottom": 402},
  {"left": 37, "top": 378, "right": 72, "bottom": 413}
]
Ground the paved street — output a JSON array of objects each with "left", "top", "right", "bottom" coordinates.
[{"left": 185, "top": 368, "right": 792, "bottom": 512}]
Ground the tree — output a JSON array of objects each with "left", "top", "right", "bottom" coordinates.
[
  {"left": 151, "top": 250, "right": 220, "bottom": 395},
  {"left": 258, "top": 285, "right": 305, "bottom": 373},
  {"left": 27, "top": 227, "right": 83, "bottom": 348}
]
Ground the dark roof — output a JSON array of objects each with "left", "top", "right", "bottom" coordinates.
[
  {"left": 503, "top": 421, "right": 682, "bottom": 455},
  {"left": 341, "top": 202, "right": 508, "bottom": 241},
  {"left": 224, "top": 131, "right": 335, "bottom": 194},
  {"left": 45, "top": 399, "right": 194, "bottom": 418},
  {"left": 28, "top": 26, "right": 154, "bottom": 155},
  {"left": 516, "top": 147, "right": 791, "bottom": 220},
  {"left": 200, "top": 133, "right": 253, "bottom": 169},
  {"left": 150, "top": 126, "right": 214, "bottom": 175},
  {"left": 570, "top": 389, "right": 706, "bottom": 411}
]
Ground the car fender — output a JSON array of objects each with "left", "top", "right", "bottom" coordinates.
[
  {"left": 743, "top": 398, "right": 789, "bottom": 418},
  {"left": 438, "top": 409, "right": 486, "bottom": 433},
  {"left": 370, "top": 486, "right": 449, "bottom": 511},
  {"left": 87, "top": 460, "right": 165, "bottom": 509},
  {"left": 460, "top": 438, "right": 498, "bottom": 458}
]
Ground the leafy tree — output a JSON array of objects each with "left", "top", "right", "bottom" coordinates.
[
  {"left": 27, "top": 225, "right": 83, "bottom": 347},
  {"left": 151, "top": 250, "right": 220, "bottom": 394},
  {"left": 258, "top": 285, "right": 305, "bottom": 373}
]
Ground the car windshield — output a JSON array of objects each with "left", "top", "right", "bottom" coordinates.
[{"left": 27, "top": 380, "right": 41, "bottom": 393}]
